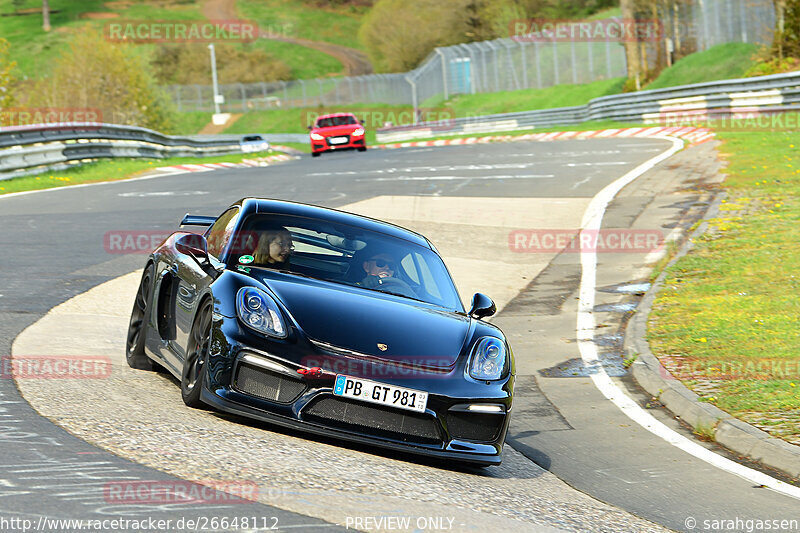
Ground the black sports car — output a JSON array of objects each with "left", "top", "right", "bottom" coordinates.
[{"left": 126, "top": 198, "right": 515, "bottom": 466}]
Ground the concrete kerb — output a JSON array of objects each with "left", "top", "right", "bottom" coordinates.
[{"left": 624, "top": 192, "right": 800, "bottom": 480}]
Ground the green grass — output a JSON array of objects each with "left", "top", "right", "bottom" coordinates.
[
  {"left": 645, "top": 42, "right": 759, "bottom": 90},
  {"left": 236, "top": 0, "right": 366, "bottom": 51},
  {"left": 0, "top": 149, "right": 282, "bottom": 195},
  {"left": 438, "top": 77, "right": 625, "bottom": 116},
  {"left": 0, "top": 0, "right": 106, "bottom": 78},
  {"left": 1, "top": 0, "right": 349, "bottom": 83},
  {"left": 173, "top": 111, "right": 213, "bottom": 134},
  {"left": 250, "top": 39, "right": 343, "bottom": 79},
  {"left": 0, "top": 0, "right": 204, "bottom": 79},
  {"left": 585, "top": 7, "right": 622, "bottom": 20},
  {"left": 648, "top": 130, "right": 800, "bottom": 443}
]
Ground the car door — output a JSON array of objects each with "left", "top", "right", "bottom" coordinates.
[{"left": 171, "top": 207, "right": 239, "bottom": 365}]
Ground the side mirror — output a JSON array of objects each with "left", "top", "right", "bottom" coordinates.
[
  {"left": 307, "top": 125, "right": 313, "bottom": 130},
  {"left": 176, "top": 233, "right": 210, "bottom": 267},
  {"left": 469, "top": 293, "right": 496, "bottom": 319}
]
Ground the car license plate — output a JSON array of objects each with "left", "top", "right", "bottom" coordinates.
[
  {"left": 329, "top": 137, "right": 347, "bottom": 145},
  {"left": 333, "top": 375, "right": 428, "bottom": 413}
]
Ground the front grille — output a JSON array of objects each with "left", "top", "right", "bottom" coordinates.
[
  {"left": 303, "top": 396, "right": 442, "bottom": 445},
  {"left": 233, "top": 363, "right": 306, "bottom": 403},
  {"left": 326, "top": 136, "right": 350, "bottom": 146},
  {"left": 446, "top": 411, "right": 504, "bottom": 442}
]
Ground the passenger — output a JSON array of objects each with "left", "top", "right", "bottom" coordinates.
[{"left": 254, "top": 227, "right": 293, "bottom": 268}]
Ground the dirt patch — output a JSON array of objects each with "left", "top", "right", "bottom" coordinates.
[
  {"left": 81, "top": 12, "right": 120, "bottom": 19},
  {"left": 1, "top": 8, "right": 61, "bottom": 16}
]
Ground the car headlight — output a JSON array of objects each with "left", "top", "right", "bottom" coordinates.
[
  {"left": 467, "top": 337, "right": 507, "bottom": 381},
  {"left": 352, "top": 127, "right": 365, "bottom": 137},
  {"left": 310, "top": 132, "right": 324, "bottom": 141},
  {"left": 236, "top": 287, "right": 287, "bottom": 338}
]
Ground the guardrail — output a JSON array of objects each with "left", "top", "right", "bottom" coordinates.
[
  {"left": 0, "top": 123, "right": 249, "bottom": 181},
  {"left": 376, "top": 70, "right": 800, "bottom": 143}
]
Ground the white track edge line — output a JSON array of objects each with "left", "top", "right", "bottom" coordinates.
[{"left": 577, "top": 135, "right": 800, "bottom": 500}]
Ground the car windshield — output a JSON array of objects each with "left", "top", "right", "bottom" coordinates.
[
  {"left": 233, "top": 214, "right": 463, "bottom": 311},
  {"left": 316, "top": 116, "right": 357, "bottom": 128}
]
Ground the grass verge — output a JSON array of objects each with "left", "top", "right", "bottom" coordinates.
[
  {"left": 647, "top": 130, "right": 800, "bottom": 445},
  {"left": 236, "top": 0, "right": 367, "bottom": 51},
  {"left": 436, "top": 78, "right": 625, "bottom": 116},
  {"left": 0, "top": 150, "right": 281, "bottom": 195},
  {"left": 0, "top": 0, "right": 202, "bottom": 79},
  {"left": 645, "top": 43, "right": 759, "bottom": 90}
]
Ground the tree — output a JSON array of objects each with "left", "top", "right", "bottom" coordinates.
[
  {"left": 620, "top": 0, "right": 643, "bottom": 89},
  {"left": 773, "top": 0, "right": 800, "bottom": 59},
  {"left": 359, "top": 0, "right": 523, "bottom": 72},
  {"left": 31, "top": 30, "right": 174, "bottom": 132},
  {"left": 0, "top": 38, "right": 16, "bottom": 110},
  {"left": 42, "top": 0, "right": 51, "bottom": 32}
]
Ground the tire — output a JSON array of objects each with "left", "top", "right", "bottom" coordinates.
[
  {"left": 126, "top": 264, "right": 156, "bottom": 371},
  {"left": 181, "top": 298, "right": 212, "bottom": 408},
  {"left": 311, "top": 151, "right": 321, "bottom": 157},
  {"left": 358, "top": 147, "right": 367, "bottom": 152}
]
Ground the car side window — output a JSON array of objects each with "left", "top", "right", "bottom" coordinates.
[{"left": 206, "top": 207, "right": 239, "bottom": 259}]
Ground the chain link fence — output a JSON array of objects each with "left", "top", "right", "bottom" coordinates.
[{"left": 168, "top": 0, "right": 775, "bottom": 115}]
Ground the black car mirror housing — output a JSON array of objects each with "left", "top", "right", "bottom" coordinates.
[
  {"left": 469, "top": 293, "right": 496, "bottom": 319},
  {"left": 176, "top": 233, "right": 210, "bottom": 267}
]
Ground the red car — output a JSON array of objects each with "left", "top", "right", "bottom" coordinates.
[{"left": 309, "top": 113, "right": 367, "bottom": 157}]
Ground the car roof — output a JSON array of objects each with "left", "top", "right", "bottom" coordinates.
[{"left": 235, "top": 198, "right": 431, "bottom": 249}]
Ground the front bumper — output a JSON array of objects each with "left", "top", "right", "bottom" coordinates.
[
  {"left": 311, "top": 135, "right": 366, "bottom": 153},
  {"left": 202, "top": 316, "right": 513, "bottom": 466}
]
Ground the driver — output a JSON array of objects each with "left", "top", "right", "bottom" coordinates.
[{"left": 360, "top": 252, "right": 396, "bottom": 288}]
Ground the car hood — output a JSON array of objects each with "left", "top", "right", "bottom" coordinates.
[
  {"left": 262, "top": 275, "right": 468, "bottom": 368},
  {"left": 313, "top": 124, "right": 361, "bottom": 136}
]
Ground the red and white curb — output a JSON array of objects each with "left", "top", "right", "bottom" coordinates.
[
  {"left": 375, "top": 126, "right": 715, "bottom": 150},
  {"left": 152, "top": 153, "right": 296, "bottom": 176}
]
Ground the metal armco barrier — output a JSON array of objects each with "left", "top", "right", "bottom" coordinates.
[
  {"left": 376, "top": 70, "right": 800, "bottom": 143},
  {"left": 0, "top": 123, "right": 245, "bottom": 180}
]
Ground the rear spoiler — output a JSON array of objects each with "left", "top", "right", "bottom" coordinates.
[{"left": 180, "top": 214, "right": 217, "bottom": 227}]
